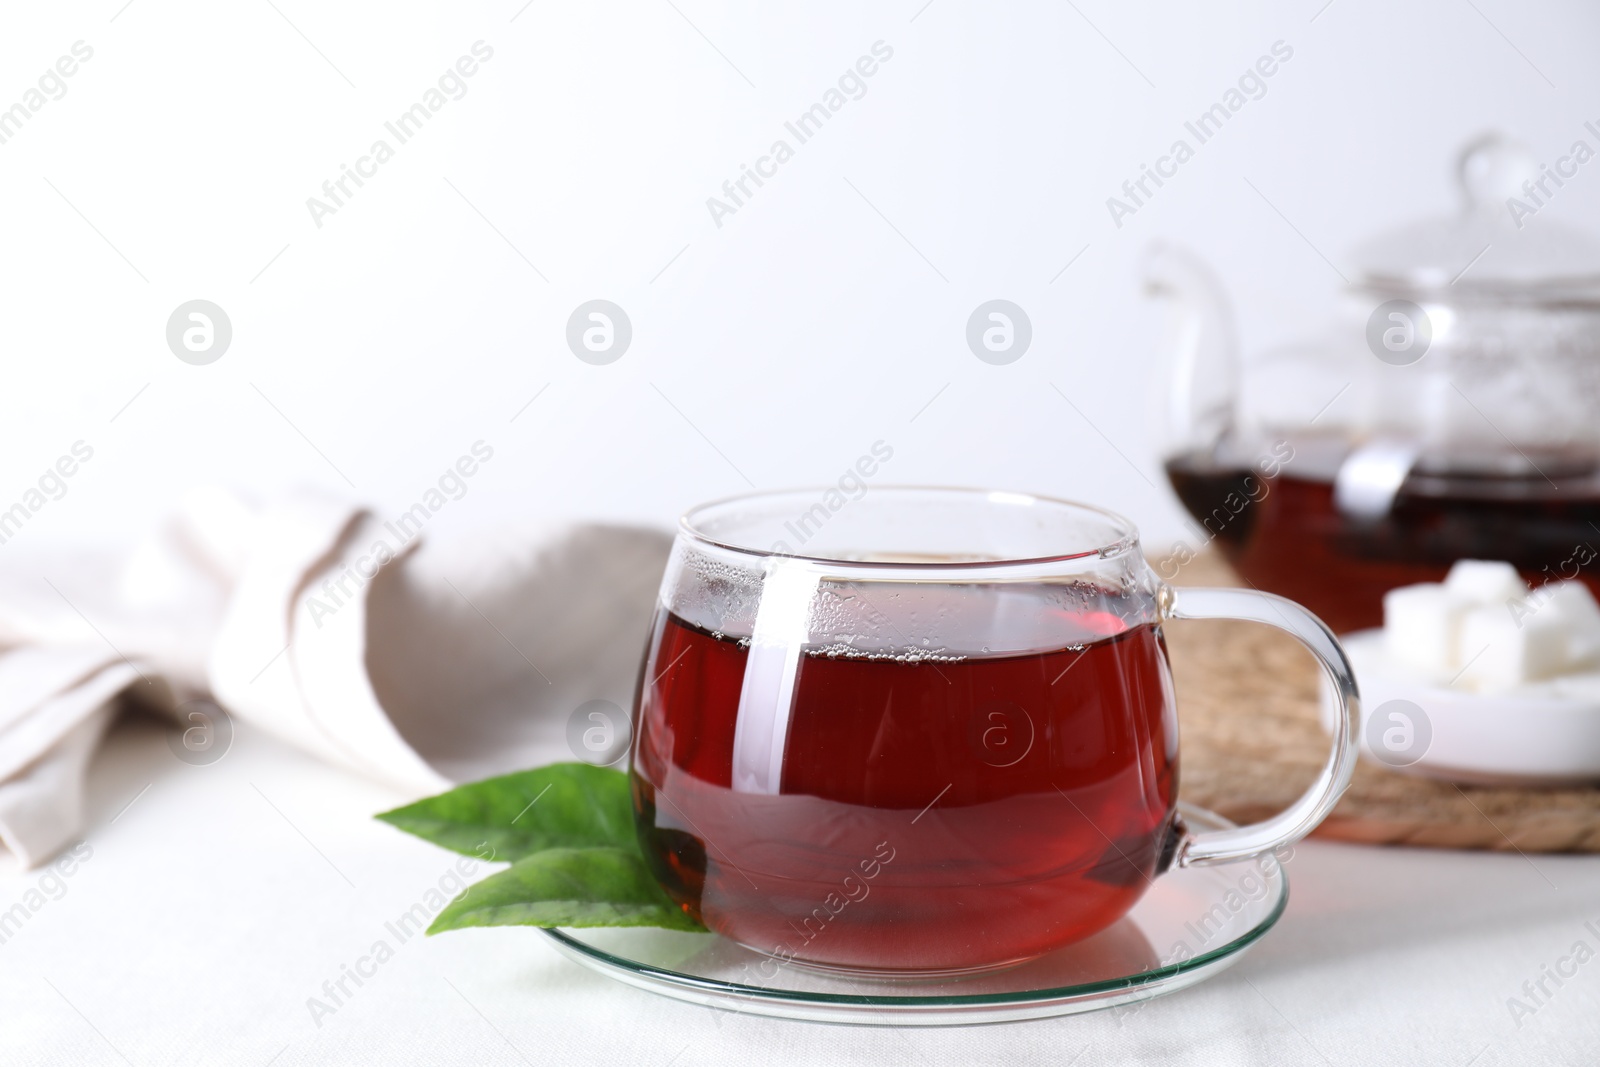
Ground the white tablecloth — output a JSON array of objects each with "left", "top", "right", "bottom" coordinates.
[{"left": 4, "top": 715, "right": 1597, "bottom": 1066}]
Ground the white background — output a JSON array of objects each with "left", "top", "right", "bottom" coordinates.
[{"left": 4, "top": 0, "right": 1600, "bottom": 551}]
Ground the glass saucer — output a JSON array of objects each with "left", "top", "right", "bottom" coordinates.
[{"left": 538, "top": 804, "right": 1287, "bottom": 1026}]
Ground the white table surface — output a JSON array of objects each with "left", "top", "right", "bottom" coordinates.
[{"left": 4, "top": 714, "right": 1597, "bottom": 1067}]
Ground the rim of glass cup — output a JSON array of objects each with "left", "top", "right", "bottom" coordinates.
[{"left": 678, "top": 485, "right": 1142, "bottom": 570}]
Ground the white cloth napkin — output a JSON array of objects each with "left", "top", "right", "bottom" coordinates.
[{"left": 0, "top": 488, "right": 672, "bottom": 868}]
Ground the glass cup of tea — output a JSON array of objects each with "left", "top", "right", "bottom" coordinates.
[{"left": 631, "top": 487, "right": 1358, "bottom": 976}]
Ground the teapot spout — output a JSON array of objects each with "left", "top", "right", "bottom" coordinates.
[{"left": 1143, "top": 243, "right": 1240, "bottom": 458}]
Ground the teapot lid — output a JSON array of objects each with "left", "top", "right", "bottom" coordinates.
[{"left": 1350, "top": 133, "right": 1600, "bottom": 298}]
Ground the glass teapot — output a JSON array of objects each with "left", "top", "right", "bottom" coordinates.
[{"left": 1147, "top": 133, "right": 1600, "bottom": 634}]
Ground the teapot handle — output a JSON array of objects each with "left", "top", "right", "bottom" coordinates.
[{"left": 1162, "top": 585, "right": 1360, "bottom": 866}]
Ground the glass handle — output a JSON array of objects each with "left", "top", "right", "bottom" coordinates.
[{"left": 1164, "top": 586, "right": 1360, "bottom": 867}]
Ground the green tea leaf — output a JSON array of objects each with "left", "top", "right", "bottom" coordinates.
[
  {"left": 375, "top": 762, "right": 635, "bottom": 862},
  {"left": 427, "top": 846, "right": 706, "bottom": 934}
]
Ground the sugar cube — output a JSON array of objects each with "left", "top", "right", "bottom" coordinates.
[
  {"left": 1536, "top": 581, "right": 1600, "bottom": 669},
  {"left": 1383, "top": 583, "right": 1464, "bottom": 673},
  {"left": 1443, "top": 560, "right": 1528, "bottom": 607},
  {"left": 1458, "top": 602, "right": 1569, "bottom": 690}
]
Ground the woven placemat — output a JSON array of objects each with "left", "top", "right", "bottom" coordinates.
[{"left": 1168, "top": 551, "right": 1600, "bottom": 852}]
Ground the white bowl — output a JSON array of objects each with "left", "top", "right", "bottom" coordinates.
[{"left": 1320, "top": 629, "right": 1600, "bottom": 787}]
